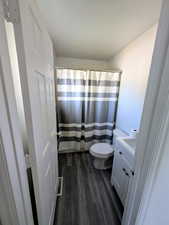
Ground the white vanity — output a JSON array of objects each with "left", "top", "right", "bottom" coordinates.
[{"left": 111, "top": 136, "right": 136, "bottom": 205}]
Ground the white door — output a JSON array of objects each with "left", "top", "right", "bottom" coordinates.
[
  {"left": 0, "top": 1, "right": 34, "bottom": 224},
  {"left": 8, "top": 0, "right": 59, "bottom": 225}
]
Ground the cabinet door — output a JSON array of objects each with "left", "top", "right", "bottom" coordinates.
[
  {"left": 111, "top": 151, "right": 131, "bottom": 205},
  {"left": 111, "top": 151, "right": 125, "bottom": 203},
  {"left": 121, "top": 164, "right": 130, "bottom": 205}
]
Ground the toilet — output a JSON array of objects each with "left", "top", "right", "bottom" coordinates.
[{"left": 89, "top": 129, "right": 127, "bottom": 169}]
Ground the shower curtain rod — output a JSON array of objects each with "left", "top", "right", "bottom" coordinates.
[{"left": 55, "top": 66, "right": 122, "bottom": 74}]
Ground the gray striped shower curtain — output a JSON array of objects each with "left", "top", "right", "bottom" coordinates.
[{"left": 56, "top": 69, "right": 121, "bottom": 153}]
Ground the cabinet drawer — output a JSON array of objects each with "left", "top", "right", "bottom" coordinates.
[
  {"left": 116, "top": 141, "right": 135, "bottom": 169},
  {"left": 115, "top": 148, "right": 133, "bottom": 170},
  {"left": 111, "top": 151, "right": 131, "bottom": 205}
]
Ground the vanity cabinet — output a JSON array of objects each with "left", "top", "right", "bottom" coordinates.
[{"left": 111, "top": 149, "right": 133, "bottom": 205}]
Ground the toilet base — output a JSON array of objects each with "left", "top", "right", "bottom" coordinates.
[{"left": 93, "top": 156, "right": 113, "bottom": 170}]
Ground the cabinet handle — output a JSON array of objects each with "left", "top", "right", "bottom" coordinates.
[
  {"left": 131, "top": 170, "right": 134, "bottom": 176},
  {"left": 125, "top": 172, "right": 130, "bottom": 177}
]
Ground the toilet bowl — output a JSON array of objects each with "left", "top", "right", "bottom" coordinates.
[
  {"left": 89, "top": 129, "right": 127, "bottom": 170},
  {"left": 90, "top": 143, "right": 114, "bottom": 169}
]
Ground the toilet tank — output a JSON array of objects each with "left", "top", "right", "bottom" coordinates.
[{"left": 113, "top": 129, "right": 127, "bottom": 148}]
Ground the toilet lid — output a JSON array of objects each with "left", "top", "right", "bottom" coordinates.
[{"left": 90, "top": 143, "right": 114, "bottom": 158}]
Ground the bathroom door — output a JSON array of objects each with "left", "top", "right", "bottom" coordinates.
[
  {"left": 0, "top": 2, "right": 34, "bottom": 223},
  {"left": 11, "top": 0, "right": 59, "bottom": 225}
]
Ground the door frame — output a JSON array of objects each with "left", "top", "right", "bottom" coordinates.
[
  {"left": 7, "top": 0, "right": 58, "bottom": 225},
  {"left": 0, "top": 1, "right": 34, "bottom": 224},
  {"left": 122, "top": 0, "right": 169, "bottom": 225}
]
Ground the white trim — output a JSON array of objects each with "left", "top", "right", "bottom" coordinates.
[
  {"left": 135, "top": 91, "right": 169, "bottom": 225},
  {"left": 122, "top": 1, "right": 169, "bottom": 225},
  {"left": 0, "top": 0, "right": 34, "bottom": 225},
  {"left": 0, "top": 130, "right": 19, "bottom": 225},
  {"left": 0, "top": 4, "right": 34, "bottom": 223}
]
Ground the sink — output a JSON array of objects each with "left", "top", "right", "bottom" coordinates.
[{"left": 116, "top": 136, "right": 136, "bottom": 169}]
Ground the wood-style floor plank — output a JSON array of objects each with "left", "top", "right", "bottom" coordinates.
[{"left": 54, "top": 152, "right": 123, "bottom": 225}]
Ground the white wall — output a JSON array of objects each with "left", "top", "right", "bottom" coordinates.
[
  {"left": 55, "top": 56, "right": 110, "bottom": 70},
  {"left": 109, "top": 24, "right": 157, "bottom": 134}
]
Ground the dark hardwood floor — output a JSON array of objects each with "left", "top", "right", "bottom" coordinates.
[{"left": 53, "top": 152, "right": 123, "bottom": 225}]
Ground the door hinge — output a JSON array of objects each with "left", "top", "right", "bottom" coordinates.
[
  {"left": 57, "top": 177, "right": 63, "bottom": 197},
  {"left": 25, "top": 154, "right": 31, "bottom": 169},
  {"left": 2, "top": 0, "right": 20, "bottom": 23}
]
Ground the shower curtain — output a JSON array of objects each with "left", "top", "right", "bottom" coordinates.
[{"left": 56, "top": 69, "right": 121, "bottom": 153}]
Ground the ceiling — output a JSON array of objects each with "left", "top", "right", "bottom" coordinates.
[{"left": 36, "top": 0, "right": 162, "bottom": 60}]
